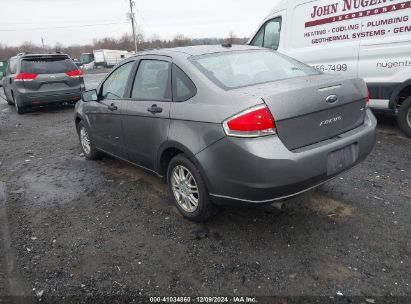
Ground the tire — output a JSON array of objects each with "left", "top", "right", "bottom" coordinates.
[
  {"left": 167, "top": 154, "right": 215, "bottom": 222},
  {"left": 397, "top": 97, "right": 411, "bottom": 138},
  {"left": 76, "top": 121, "right": 101, "bottom": 160},
  {"left": 13, "top": 93, "right": 26, "bottom": 114},
  {"left": 3, "top": 88, "right": 13, "bottom": 105}
]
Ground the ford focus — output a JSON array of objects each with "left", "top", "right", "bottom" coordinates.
[{"left": 74, "top": 45, "right": 376, "bottom": 222}]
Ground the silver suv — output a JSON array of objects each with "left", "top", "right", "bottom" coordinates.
[{"left": 2, "top": 52, "right": 84, "bottom": 114}]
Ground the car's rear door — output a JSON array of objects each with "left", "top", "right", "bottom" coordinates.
[
  {"left": 121, "top": 56, "right": 172, "bottom": 171},
  {"left": 86, "top": 60, "right": 136, "bottom": 158}
]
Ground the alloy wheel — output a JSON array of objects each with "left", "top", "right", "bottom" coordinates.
[
  {"left": 407, "top": 107, "right": 411, "bottom": 128},
  {"left": 13, "top": 95, "right": 19, "bottom": 112},
  {"left": 80, "top": 127, "right": 91, "bottom": 155},
  {"left": 171, "top": 165, "right": 199, "bottom": 213}
]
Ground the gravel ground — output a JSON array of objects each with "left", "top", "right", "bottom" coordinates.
[{"left": 0, "top": 74, "right": 410, "bottom": 302}]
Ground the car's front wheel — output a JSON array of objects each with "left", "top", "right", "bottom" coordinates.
[
  {"left": 397, "top": 97, "right": 411, "bottom": 138},
  {"left": 167, "top": 154, "right": 215, "bottom": 222},
  {"left": 77, "top": 121, "right": 101, "bottom": 160}
]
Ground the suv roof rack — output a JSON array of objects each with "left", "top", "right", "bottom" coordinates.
[{"left": 18, "top": 50, "right": 66, "bottom": 56}]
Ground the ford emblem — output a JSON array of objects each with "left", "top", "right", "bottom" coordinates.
[{"left": 326, "top": 95, "right": 338, "bottom": 104}]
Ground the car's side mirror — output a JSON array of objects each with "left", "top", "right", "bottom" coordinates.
[{"left": 82, "top": 89, "right": 98, "bottom": 102}]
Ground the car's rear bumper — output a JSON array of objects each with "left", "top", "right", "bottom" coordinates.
[
  {"left": 196, "top": 109, "right": 377, "bottom": 205},
  {"left": 16, "top": 89, "right": 82, "bottom": 106}
]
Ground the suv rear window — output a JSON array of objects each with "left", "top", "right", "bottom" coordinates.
[
  {"left": 21, "top": 57, "right": 77, "bottom": 74},
  {"left": 191, "top": 50, "right": 319, "bottom": 90}
]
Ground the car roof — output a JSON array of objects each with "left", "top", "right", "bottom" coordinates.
[{"left": 133, "top": 44, "right": 264, "bottom": 58}]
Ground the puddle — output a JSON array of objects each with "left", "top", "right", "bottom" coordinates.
[
  {"left": 302, "top": 191, "right": 355, "bottom": 218},
  {"left": 316, "top": 263, "right": 359, "bottom": 283}
]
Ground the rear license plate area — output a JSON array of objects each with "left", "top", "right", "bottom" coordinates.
[{"left": 327, "top": 144, "right": 359, "bottom": 176}]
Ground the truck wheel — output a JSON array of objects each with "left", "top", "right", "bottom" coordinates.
[
  {"left": 167, "top": 154, "right": 216, "bottom": 222},
  {"left": 397, "top": 97, "right": 411, "bottom": 138},
  {"left": 13, "top": 93, "right": 26, "bottom": 114}
]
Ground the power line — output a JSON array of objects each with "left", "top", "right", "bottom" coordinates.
[
  {"left": 75, "top": 24, "right": 130, "bottom": 44},
  {"left": 0, "top": 19, "right": 128, "bottom": 26},
  {"left": 0, "top": 21, "right": 129, "bottom": 32}
]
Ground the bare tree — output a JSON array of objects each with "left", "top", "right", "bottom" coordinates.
[
  {"left": 54, "top": 42, "right": 63, "bottom": 52},
  {"left": 173, "top": 35, "right": 189, "bottom": 47},
  {"left": 227, "top": 31, "right": 237, "bottom": 44},
  {"left": 0, "top": 35, "right": 250, "bottom": 59}
]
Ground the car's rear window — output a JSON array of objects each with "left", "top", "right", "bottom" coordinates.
[
  {"left": 191, "top": 50, "right": 319, "bottom": 90},
  {"left": 21, "top": 57, "right": 77, "bottom": 74}
]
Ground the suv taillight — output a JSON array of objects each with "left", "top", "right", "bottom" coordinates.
[
  {"left": 14, "top": 73, "right": 37, "bottom": 82},
  {"left": 223, "top": 104, "right": 276, "bottom": 138},
  {"left": 66, "top": 69, "right": 83, "bottom": 78}
]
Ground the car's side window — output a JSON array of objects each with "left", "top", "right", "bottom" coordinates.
[
  {"left": 263, "top": 18, "right": 281, "bottom": 50},
  {"left": 251, "top": 27, "right": 264, "bottom": 47},
  {"left": 131, "top": 60, "right": 172, "bottom": 101},
  {"left": 101, "top": 61, "right": 134, "bottom": 100},
  {"left": 251, "top": 17, "right": 282, "bottom": 50},
  {"left": 172, "top": 64, "right": 197, "bottom": 102},
  {"left": 5, "top": 61, "right": 10, "bottom": 75},
  {"left": 8, "top": 59, "right": 17, "bottom": 74}
]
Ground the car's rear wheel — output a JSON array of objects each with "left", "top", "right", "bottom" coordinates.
[
  {"left": 77, "top": 121, "right": 101, "bottom": 160},
  {"left": 397, "top": 97, "right": 411, "bottom": 138},
  {"left": 13, "top": 93, "right": 26, "bottom": 114},
  {"left": 167, "top": 154, "right": 215, "bottom": 222}
]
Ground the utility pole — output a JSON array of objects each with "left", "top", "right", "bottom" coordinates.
[
  {"left": 129, "top": 0, "right": 138, "bottom": 53},
  {"left": 41, "top": 37, "right": 45, "bottom": 50}
]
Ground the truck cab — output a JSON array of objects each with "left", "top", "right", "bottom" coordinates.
[
  {"left": 80, "top": 53, "right": 95, "bottom": 70},
  {"left": 249, "top": 0, "right": 411, "bottom": 137}
]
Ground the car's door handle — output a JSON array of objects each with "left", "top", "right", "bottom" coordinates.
[
  {"left": 147, "top": 104, "right": 163, "bottom": 114},
  {"left": 108, "top": 103, "right": 118, "bottom": 111}
]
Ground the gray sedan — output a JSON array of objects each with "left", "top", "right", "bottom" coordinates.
[{"left": 74, "top": 45, "right": 377, "bottom": 222}]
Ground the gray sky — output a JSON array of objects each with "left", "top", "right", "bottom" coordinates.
[{"left": 0, "top": 0, "right": 278, "bottom": 46}]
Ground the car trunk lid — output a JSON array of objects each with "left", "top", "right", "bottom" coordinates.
[{"left": 236, "top": 74, "right": 367, "bottom": 150}]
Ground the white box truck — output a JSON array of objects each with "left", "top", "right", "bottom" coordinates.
[
  {"left": 249, "top": 0, "right": 411, "bottom": 137},
  {"left": 93, "top": 50, "right": 134, "bottom": 68}
]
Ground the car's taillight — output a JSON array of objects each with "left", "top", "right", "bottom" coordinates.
[
  {"left": 66, "top": 69, "right": 83, "bottom": 78},
  {"left": 14, "top": 73, "right": 37, "bottom": 82},
  {"left": 223, "top": 104, "right": 276, "bottom": 138}
]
